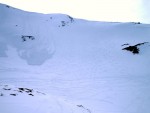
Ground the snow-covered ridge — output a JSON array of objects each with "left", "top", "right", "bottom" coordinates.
[{"left": 1, "top": 3, "right": 150, "bottom": 65}]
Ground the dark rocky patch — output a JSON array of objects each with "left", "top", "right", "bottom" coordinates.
[
  {"left": 17, "top": 88, "right": 33, "bottom": 93},
  {"left": 121, "top": 43, "right": 129, "bottom": 46},
  {"left": 18, "top": 88, "right": 25, "bottom": 91},
  {"left": 24, "top": 88, "right": 33, "bottom": 93},
  {"left": 28, "top": 93, "right": 34, "bottom": 96},
  {"left": 135, "top": 42, "right": 148, "bottom": 46},
  {"left": 21, "top": 35, "right": 35, "bottom": 42},
  {"left": 0, "top": 93, "right": 4, "bottom": 96},
  {"left": 67, "top": 15, "right": 74, "bottom": 23},
  {"left": 134, "top": 22, "right": 141, "bottom": 24},
  {"left": 10, "top": 94, "right": 17, "bottom": 96},
  {"left": 58, "top": 15, "right": 74, "bottom": 27},
  {"left": 122, "top": 42, "right": 149, "bottom": 54},
  {"left": 3, "top": 88, "right": 11, "bottom": 90},
  {"left": 77, "top": 105, "right": 84, "bottom": 107},
  {"left": 77, "top": 105, "right": 91, "bottom": 113},
  {"left": 18, "top": 90, "right": 23, "bottom": 93},
  {"left": 122, "top": 46, "right": 139, "bottom": 54},
  {"left": 61, "top": 21, "right": 66, "bottom": 27},
  {"left": 6, "top": 5, "right": 10, "bottom": 8},
  {"left": 1, "top": 85, "right": 45, "bottom": 97}
]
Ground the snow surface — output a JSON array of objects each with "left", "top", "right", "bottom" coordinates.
[{"left": 0, "top": 3, "right": 150, "bottom": 113}]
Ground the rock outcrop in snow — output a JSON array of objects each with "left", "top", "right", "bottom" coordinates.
[{"left": 122, "top": 42, "right": 149, "bottom": 54}]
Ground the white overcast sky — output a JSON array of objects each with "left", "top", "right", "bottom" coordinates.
[{"left": 0, "top": 0, "right": 149, "bottom": 23}]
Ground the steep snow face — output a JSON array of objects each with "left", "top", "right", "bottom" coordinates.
[
  {"left": 0, "top": 4, "right": 73, "bottom": 65},
  {"left": 1, "top": 3, "right": 150, "bottom": 113}
]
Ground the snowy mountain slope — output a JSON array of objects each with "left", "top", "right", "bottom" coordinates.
[
  {"left": 0, "top": 4, "right": 74, "bottom": 65},
  {"left": 0, "top": 84, "right": 89, "bottom": 113},
  {"left": 0, "top": 3, "right": 150, "bottom": 113}
]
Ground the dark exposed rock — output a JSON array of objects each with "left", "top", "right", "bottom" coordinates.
[
  {"left": 122, "top": 46, "right": 139, "bottom": 54},
  {"left": 122, "top": 42, "right": 149, "bottom": 54},
  {"left": 10, "top": 94, "right": 17, "bottom": 96},
  {"left": 0, "top": 93, "right": 4, "bottom": 96},
  {"left": 135, "top": 42, "right": 148, "bottom": 46},
  {"left": 18, "top": 88, "right": 25, "bottom": 91},
  {"left": 121, "top": 43, "right": 129, "bottom": 46},
  {"left": 67, "top": 15, "right": 74, "bottom": 23},
  {"left": 1, "top": 85, "right": 45, "bottom": 97},
  {"left": 28, "top": 93, "right": 34, "bottom": 96},
  {"left": 134, "top": 22, "right": 141, "bottom": 24},
  {"left": 25, "top": 88, "right": 33, "bottom": 93},
  {"left": 6, "top": 5, "right": 10, "bottom": 8},
  {"left": 61, "top": 21, "right": 66, "bottom": 27},
  {"left": 18, "top": 90, "right": 23, "bottom": 93},
  {"left": 58, "top": 15, "right": 74, "bottom": 27},
  {"left": 21, "top": 35, "right": 35, "bottom": 42},
  {"left": 77, "top": 105, "right": 91, "bottom": 113},
  {"left": 3, "top": 88, "right": 11, "bottom": 90},
  {"left": 77, "top": 105, "right": 84, "bottom": 107}
]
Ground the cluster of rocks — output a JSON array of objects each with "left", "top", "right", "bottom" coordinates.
[
  {"left": 59, "top": 15, "right": 74, "bottom": 27},
  {"left": 0, "top": 85, "right": 45, "bottom": 97},
  {"left": 21, "top": 35, "right": 35, "bottom": 42}
]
